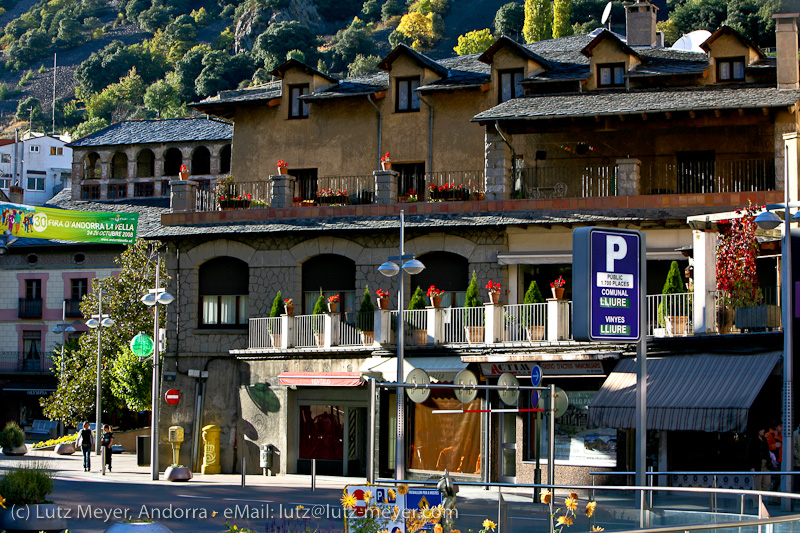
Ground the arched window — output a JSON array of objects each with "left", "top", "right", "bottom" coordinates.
[
  {"left": 302, "top": 254, "right": 355, "bottom": 314},
  {"left": 110, "top": 152, "right": 127, "bottom": 179},
  {"left": 137, "top": 149, "right": 155, "bottom": 178},
  {"left": 163, "top": 148, "right": 183, "bottom": 177},
  {"left": 84, "top": 153, "right": 101, "bottom": 180},
  {"left": 192, "top": 146, "right": 211, "bottom": 175},
  {"left": 219, "top": 144, "right": 231, "bottom": 174},
  {"left": 410, "top": 251, "right": 469, "bottom": 307},
  {"left": 199, "top": 257, "right": 249, "bottom": 328}
]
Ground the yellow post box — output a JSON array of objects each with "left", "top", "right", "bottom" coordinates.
[
  {"left": 168, "top": 425, "right": 184, "bottom": 465},
  {"left": 201, "top": 424, "right": 221, "bottom": 474}
]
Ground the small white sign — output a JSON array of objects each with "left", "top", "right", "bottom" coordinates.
[{"left": 596, "top": 272, "right": 634, "bottom": 289}]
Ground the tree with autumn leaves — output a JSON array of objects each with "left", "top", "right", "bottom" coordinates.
[
  {"left": 716, "top": 205, "right": 762, "bottom": 308},
  {"left": 41, "top": 240, "right": 167, "bottom": 426}
]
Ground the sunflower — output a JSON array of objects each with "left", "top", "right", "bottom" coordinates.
[
  {"left": 482, "top": 518, "right": 497, "bottom": 531},
  {"left": 592, "top": 527, "right": 605, "bottom": 531},
  {"left": 388, "top": 488, "right": 397, "bottom": 499},
  {"left": 391, "top": 505, "right": 400, "bottom": 521},
  {"left": 398, "top": 484, "right": 409, "bottom": 495},
  {"left": 565, "top": 497, "right": 578, "bottom": 511},
  {"left": 0, "top": 494, "right": 5, "bottom": 509},
  {"left": 569, "top": 492, "right": 579, "bottom": 500},
  {"left": 434, "top": 525, "right": 444, "bottom": 533},
  {"left": 557, "top": 515, "right": 574, "bottom": 526},
  {"left": 363, "top": 490, "right": 372, "bottom": 503},
  {"left": 585, "top": 501, "right": 597, "bottom": 518},
  {"left": 540, "top": 490, "right": 552, "bottom": 504},
  {"left": 340, "top": 493, "right": 357, "bottom": 509}
]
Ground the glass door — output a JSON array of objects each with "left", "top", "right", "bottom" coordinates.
[{"left": 500, "top": 412, "right": 517, "bottom": 482}]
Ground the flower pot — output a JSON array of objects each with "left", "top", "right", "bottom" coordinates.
[
  {"left": 381, "top": 161, "right": 392, "bottom": 171},
  {"left": 397, "top": 195, "right": 408, "bottom": 203},
  {"left": 526, "top": 325, "right": 545, "bottom": 341},
  {"left": 270, "top": 333, "right": 281, "bottom": 348},
  {"left": 0, "top": 503, "right": 67, "bottom": 533},
  {"left": 411, "top": 329, "right": 428, "bottom": 345},
  {"left": 317, "top": 195, "right": 348, "bottom": 206},
  {"left": 164, "top": 465, "right": 193, "bottom": 482},
  {"left": 360, "top": 331, "right": 374, "bottom": 346},
  {"left": 278, "top": 167, "right": 288, "bottom": 175},
  {"left": 314, "top": 332, "right": 324, "bottom": 347},
  {"left": 551, "top": 287, "right": 565, "bottom": 300},
  {"left": 464, "top": 325, "right": 485, "bottom": 344},
  {"left": 284, "top": 304, "right": 294, "bottom": 316},
  {"left": 179, "top": 171, "right": 189, "bottom": 181},
  {"left": 472, "top": 192, "right": 485, "bottom": 201},
  {"left": 487, "top": 292, "right": 500, "bottom": 304},
  {"left": 376, "top": 297, "right": 389, "bottom": 310},
  {"left": 327, "top": 301, "right": 339, "bottom": 313},
  {"left": 2, "top": 443, "right": 27, "bottom": 456},
  {"left": 55, "top": 443, "right": 75, "bottom": 455},
  {"left": 665, "top": 315, "right": 689, "bottom": 336},
  {"left": 430, "top": 296, "right": 442, "bottom": 308}
]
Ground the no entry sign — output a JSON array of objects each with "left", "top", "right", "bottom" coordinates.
[
  {"left": 572, "top": 227, "right": 645, "bottom": 342},
  {"left": 164, "top": 389, "right": 180, "bottom": 405}
]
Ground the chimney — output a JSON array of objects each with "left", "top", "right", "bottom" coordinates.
[
  {"left": 774, "top": 13, "right": 800, "bottom": 90},
  {"left": 625, "top": 0, "right": 658, "bottom": 48},
  {"left": 8, "top": 184, "right": 23, "bottom": 204}
]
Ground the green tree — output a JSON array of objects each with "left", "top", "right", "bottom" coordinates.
[
  {"left": 552, "top": 0, "right": 572, "bottom": 37},
  {"left": 286, "top": 49, "right": 306, "bottom": 62},
  {"left": 252, "top": 21, "right": 318, "bottom": 67},
  {"left": 41, "top": 240, "right": 165, "bottom": 425},
  {"left": 191, "top": 7, "right": 212, "bottom": 25},
  {"left": 331, "top": 22, "right": 375, "bottom": 71},
  {"left": 348, "top": 54, "right": 381, "bottom": 77},
  {"left": 15, "top": 97, "right": 45, "bottom": 130},
  {"left": 382, "top": 0, "right": 402, "bottom": 20},
  {"left": 523, "top": 0, "right": 552, "bottom": 43},
  {"left": 670, "top": 0, "right": 727, "bottom": 36},
  {"left": 523, "top": 281, "right": 545, "bottom": 304},
  {"left": 269, "top": 291, "right": 285, "bottom": 317},
  {"left": 54, "top": 17, "right": 84, "bottom": 49},
  {"left": 144, "top": 78, "right": 180, "bottom": 118},
  {"left": 464, "top": 271, "right": 481, "bottom": 308},
  {"left": 7, "top": 29, "right": 50, "bottom": 68},
  {"left": 495, "top": 2, "right": 525, "bottom": 37},
  {"left": 357, "top": 286, "right": 375, "bottom": 332},
  {"left": 453, "top": 28, "right": 495, "bottom": 55},
  {"left": 408, "top": 286, "right": 426, "bottom": 310},
  {"left": 361, "top": 0, "right": 381, "bottom": 21},
  {"left": 658, "top": 260, "right": 687, "bottom": 325},
  {"left": 72, "top": 117, "right": 108, "bottom": 139}
]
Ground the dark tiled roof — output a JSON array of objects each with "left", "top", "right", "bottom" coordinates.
[
  {"left": 630, "top": 48, "right": 708, "bottom": 77},
  {"left": 301, "top": 79, "right": 387, "bottom": 100},
  {"left": 473, "top": 84, "right": 800, "bottom": 122},
  {"left": 378, "top": 43, "right": 449, "bottom": 77},
  {"left": 67, "top": 117, "right": 233, "bottom": 148},
  {"left": 145, "top": 207, "right": 712, "bottom": 239}
]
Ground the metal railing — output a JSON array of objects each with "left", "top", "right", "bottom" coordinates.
[
  {"left": 518, "top": 164, "right": 618, "bottom": 199},
  {"left": 646, "top": 293, "right": 693, "bottom": 337},
  {"left": 292, "top": 314, "right": 325, "bottom": 348},
  {"left": 404, "top": 309, "right": 429, "bottom": 346},
  {"left": 641, "top": 158, "right": 775, "bottom": 194},
  {"left": 314, "top": 175, "right": 374, "bottom": 205},
  {"left": 0, "top": 352, "right": 53, "bottom": 372},
  {"left": 443, "top": 306, "right": 485, "bottom": 344},
  {"left": 424, "top": 170, "right": 484, "bottom": 201},
  {"left": 339, "top": 311, "right": 373, "bottom": 346},
  {"left": 64, "top": 298, "right": 83, "bottom": 318},
  {"left": 18, "top": 298, "right": 43, "bottom": 318},
  {"left": 502, "top": 303, "right": 547, "bottom": 342},
  {"left": 248, "top": 317, "right": 283, "bottom": 349},
  {"left": 714, "top": 287, "right": 782, "bottom": 334}
]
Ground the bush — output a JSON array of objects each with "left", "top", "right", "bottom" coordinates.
[
  {"left": 658, "top": 261, "right": 687, "bottom": 325},
  {"left": 0, "top": 421, "right": 24, "bottom": 448},
  {"left": 269, "top": 291, "right": 285, "bottom": 318},
  {"left": 464, "top": 271, "right": 481, "bottom": 308},
  {"left": 523, "top": 281, "right": 545, "bottom": 304},
  {"left": 408, "top": 286, "right": 426, "bottom": 310},
  {"left": 0, "top": 462, "right": 54, "bottom": 504},
  {"left": 357, "top": 286, "right": 375, "bottom": 331}
]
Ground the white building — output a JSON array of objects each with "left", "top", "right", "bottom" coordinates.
[{"left": 0, "top": 132, "right": 72, "bottom": 206}]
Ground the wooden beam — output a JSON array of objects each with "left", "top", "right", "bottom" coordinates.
[
  {"left": 540, "top": 223, "right": 552, "bottom": 229},
  {"left": 595, "top": 115, "right": 601, "bottom": 122},
  {"left": 618, "top": 114, "right": 626, "bottom": 121},
  {"left": 561, "top": 223, "right": 573, "bottom": 229}
]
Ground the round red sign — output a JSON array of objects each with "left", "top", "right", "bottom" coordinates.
[{"left": 164, "top": 389, "right": 180, "bottom": 405}]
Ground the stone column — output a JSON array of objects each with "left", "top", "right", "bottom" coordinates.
[
  {"left": 484, "top": 302, "right": 503, "bottom": 343},
  {"left": 374, "top": 170, "right": 398, "bottom": 204},
  {"left": 484, "top": 131, "right": 512, "bottom": 201},
  {"left": 374, "top": 309, "right": 393, "bottom": 345},
  {"left": 426, "top": 307, "right": 442, "bottom": 345},
  {"left": 616, "top": 158, "right": 642, "bottom": 196},
  {"left": 270, "top": 175, "right": 295, "bottom": 208},
  {"left": 170, "top": 179, "right": 198, "bottom": 213},
  {"left": 547, "top": 299, "right": 570, "bottom": 341},
  {"left": 692, "top": 229, "right": 717, "bottom": 334},
  {"left": 154, "top": 156, "right": 165, "bottom": 179},
  {"left": 280, "top": 315, "right": 294, "bottom": 349},
  {"left": 210, "top": 155, "right": 220, "bottom": 176},
  {"left": 323, "top": 313, "right": 339, "bottom": 347},
  {"left": 127, "top": 149, "right": 136, "bottom": 180}
]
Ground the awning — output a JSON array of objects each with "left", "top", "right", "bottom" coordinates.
[
  {"left": 359, "top": 356, "right": 468, "bottom": 383},
  {"left": 587, "top": 352, "right": 780, "bottom": 432},
  {"left": 277, "top": 371, "right": 363, "bottom": 387}
]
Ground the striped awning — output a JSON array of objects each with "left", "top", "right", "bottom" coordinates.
[
  {"left": 587, "top": 352, "right": 781, "bottom": 432},
  {"left": 278, "top": 371, "right": 363, "bottom": 387}
]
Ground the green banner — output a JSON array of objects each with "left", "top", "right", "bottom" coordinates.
[{"left": 1, "top": 202, "right": 139, "bottom": 244}]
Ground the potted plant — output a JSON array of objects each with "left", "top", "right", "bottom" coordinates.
[
  {"left": 376, "top": 288, "right": 391, "bottom": 310},
  {"left": 0, "top": 421, "right": 27, "bottom": 456},
  {"left": 463, "top": 272, "right": 484, "bottom": 344},
  {"left": 284, "top": 297, "right": 294, "bottom": 316},
  {"left": 357, "top": 286, "right": 375, "bottom": 346},
  {"left": 408, "top": 188, "right": 419, "bottom": 202},
  {"left": 658, "top": 261, "right": 690, "bottom": 336},
  {"left": 179, "top": 164, "right": 189, "bottom": 180},
  {"left": 165, "top": 464, "right": 193, "bottom": 482},
  {"left": 550, "top": 275, "right": 566, "bottom": 300},
  {"left": 327, "top": 294, "right": 340, "bottom": 313},
  {"left": 312, "top": 291, "right": 326, "bottom": 346},
  {"left": 427, "top": 285, "right": 445, "bottom": 307},
  {"left": 215, "top": 175, "right": 252, "bottom": 210},
  {"left": 523, "top": 281, "right": 546, "bottom": 341},
  {"left": 277, "top": 159, "right": 288, "bottom": 175},
  {"left": 268, "top": 291, "right": 285, "bottom": 347},
  {"left": 380, "top": 152, "right": 391, "bottom": 171},
  {"left": 407, "top": 286, "right": 428, "bottom": 345},
  {"left": 485, "top": 280, "right": 502, "bottom": 304},
  {"left": 0, "top": 462, "right": 65, "bottom": 532},
  {"left": 470, "top": 182, "right": 485, "bottom": 201}
]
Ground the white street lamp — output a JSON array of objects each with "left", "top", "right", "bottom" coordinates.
[
  {"left": 85, "top": 288, "right": 114, "bottom": 454},
  {"left": 142, "top": 257, "right": 173, "bottom": 481},
  {"left": 377, "top": 210, "right": 425, "bottom": 480}
]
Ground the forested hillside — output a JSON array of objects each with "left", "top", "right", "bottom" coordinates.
[{"left": 0, "top": 0, "right": 787, "bottom": 138}]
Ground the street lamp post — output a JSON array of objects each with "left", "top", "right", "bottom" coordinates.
[
  {"left": 141, "top": 257, "right": 174, "bottom": 481},
  {"left": 85, "top": 288, "right": 114, "bottom": 455},
  {"left": 378, "top": 210, "right": 425, "bottom": 481},
  {"left": 53, "top": 301, "right": 77, "bottom": 436}
]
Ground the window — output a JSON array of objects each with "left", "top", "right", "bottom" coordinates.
[
  {"left": 717, "top": 57, "right": 745, "bottom": 81},
  {"left": 289, "top": 84, "right": 310, "bottom": 119},
  {"left": 25, "top": 279, "right": 42, "bottom": 300},
  {"left": 396, "top": 77, "right": 421, "bottom": 112},
  {"left": 0, "top": 175, "right": 10, "bottom": 188},
  {"left": 81, "top": 185, "right": 100, "bottom": 199},
  {"left": 199, "top": 257, "right": 249, "bottom": 328},
  {"left": 70, "top": 278, "right": 88, "bottom": 299},
  {"left": 107, "top": 183, "right": 127, "bottom": 199},
  {"left": 302, "top": 254, "right": 355, "bottom": 313},
  {"left": 27, "top": 173, "right": 45, "bottom": 191},
  {"left": 50, "top": 147, "right": 63, "bottom": 155},
  {"left": 410, "top": 251, "right": 469, "bottom": 308},
  {"left": 597, "top": 63, "right": 625, "bottom": 87},
  {"left": 1, "top": 153, "right": 10, "bottom": 163},
  {"left": 134, "top": 182, "right": 154, "bottom": 197},
  {"left": 22, "top": 331, "right": 41, "bottom": 370},
  {"left": 498, "top": 69, "right": 524, "bottom": 103},
  {"left": 29, "top": 145, "right": 40, "bottom": 153}
]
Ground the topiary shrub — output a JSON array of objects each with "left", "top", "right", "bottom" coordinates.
[
  {"left": 658, "top": 261, "right": 687, "bottom": 326},
  {"left": 357, "top": 286, "right": 375, "bottom": 332},
  {"left": 312, "top": 290, "right": 326, "bottom": 334},
  {"left": 269, "top": 291, "right": 285, "bottom": 318},
  {"left": 523, "top": 281, "right": 545, "bottom": 304},
  {"left": 464, "top": 271, "right": 481, "bottom": 308},
  {"left": 0, "top": 420, "right": 24, "bottom": 448},
  {"left": 408, "top": 286, "right": 426, "bottom": 310},
  {"left": 0, "top": 462, "right": 53, "bottom": 504}
]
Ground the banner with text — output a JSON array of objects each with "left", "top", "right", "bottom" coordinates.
[{"left": 0, "top": 202, "right": 139, "bottom": 245}]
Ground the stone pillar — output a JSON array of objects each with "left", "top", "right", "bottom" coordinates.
[
  {"left": 324, "top": 313, "right": 340, "bottom": 347},
  {"left": 547, "top": 299, "right": 570, "bottom": 341},
  {"left": 270, "top": 175, "right": 295, "bottom": 208},
  {"left": 692, "top": 229, "right": 718, "bottom": 334},
  {"left": 616, "top": 158, "right": 642, "bottom": 196},
  {"left": 774, "top": 14, "right": 799, "bottom": 90},
  {"left": 154, "top": 156, "right": 164, "bottom": 179},
  {"left": 127, "top": 149, "right": 136, "bottom": 180},
  {"left": 484, "top": 303, "right": 503, "bottom": 343},
  {"left": 210, "top": 155, "right": 220, "bottom": 176},
  {"left": 374, "top": 170, "right": 398, "bottom": 204},
  {"left": 427, "top": 307, "right": 443, "bottom": 345},
  {"left": 484, "top": 131, "right": 512, "bottom": 201},
  {"left": 170, "top": 180, "right": 198, "bottom": 213},
  {"left": 280, "top": 315, "right": 294, "bottom": 349}
]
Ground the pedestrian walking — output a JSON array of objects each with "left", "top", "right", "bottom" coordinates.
[
  {"left": 747, "top": 424, "right": 771, "bottom": 504},
  {"left": 101, "top": 424, "right": 114, "bottom": 471},
  {"left": 75, "top": 422, "right": 94, "bottom": 472},
  {"left": 766, "top": 420, "right": 784, "bottom": 491}
]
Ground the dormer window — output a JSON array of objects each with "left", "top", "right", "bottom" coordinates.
[
  {"left": 597, "top": 63, "right": 625, "bottom": 87},
  {"left": 289, "top": 84, "right": 309, "bottom": 119},
  {"left": 499, "top": 69, "right": 524, "bottom": 103},
  {"left": 717, "top": 57, "right": 745, "bottom": 82},
  {"left": 396, "top": 77, "right": 420, "bottom": 112}
]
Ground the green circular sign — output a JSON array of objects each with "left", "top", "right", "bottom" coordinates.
[{"left": 130, "top": 333, "right": 154, "bottom": 358}]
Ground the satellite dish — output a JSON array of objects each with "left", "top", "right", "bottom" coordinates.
[
  {"left": 601, "top": 2, "right": 612, "bottom": 26},
  {"left": 670, "top": 30, "right": 712, "bottom": 53}
]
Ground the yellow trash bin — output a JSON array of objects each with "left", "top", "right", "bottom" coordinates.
[{"left": 201, "top": 424, "right": 221, "bottom": 474}]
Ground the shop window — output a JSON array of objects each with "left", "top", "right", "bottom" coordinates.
[
  {"left": 289, "top": 84, "right": 310, "bottom": 119},
  {"left": 0, "top": 175, "right": 10, "bottom": 188},
  {"left": 301, "top": 254, "right": 355, "bottom": 313},
  {"left": 81, "top": 185, "right": 100, "bottom": 200},
  {"left": 134, "top": 182, "right": 155, "bottom": 197},
  {"left": 199, "top": 256, "right": 249, "bottom": 328},
  {"left": 396, "top": 77, "right": 420, "bottom": 112},
  {"left": 107, "top": 183, "right": 127, "bottom": 199},
  {"left": 717, "top": 57, "right": 745, "bottom": 82},
  {"left": 410, "top": 251, "right": 469, "bottom": 307},
  {"left": 597, "top": 63, "right": 625, "bottom": 87},
  {"left": 498, "top": 69, "right": 524, "bottom": 103},
  {"left": 299, "top": 405, "right": 344, "bottom": 461}
]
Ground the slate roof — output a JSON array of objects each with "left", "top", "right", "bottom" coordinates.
[
  {"left": 473, "top": 84, "right": 800, "bottom": 122},
  {"left": 145, "top": 207, "right": 717, "bottom": 239},
  {"left": 67, "top": 117, "right": 233, "bottom": 148}
]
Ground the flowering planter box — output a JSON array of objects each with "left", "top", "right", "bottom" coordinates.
[
  {"left": 317, "top": 195, "right": 348, "bottom": 206},
  {"left": 219, "top": 199, "right": 251, "bottom": 210},
  {"left": 429, "top": 189, "right": 467, "bottom": 201}
]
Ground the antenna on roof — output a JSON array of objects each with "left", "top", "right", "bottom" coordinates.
[{"left": 601, "top": 1, "right": 612, "bottom": 30}]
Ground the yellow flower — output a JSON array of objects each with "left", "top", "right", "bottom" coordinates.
[
  {"left": 482, "top": 519, "right": 497, "bottom": 531},
  {"left": 585, "top": 501, "right": 597, "bottom": 518},
  {"left": 569, "top": 492, "right": 579, "bottom": 500},
  {"left": 452, "top": 530, "right": 462, "bottom": 533},
  {"left": 388, "top": 488, "right": 397, "bottom": 499},
  {"left": 565, "top": 497, "right": 577, "bottom": 511},
  {"left": 0, "top": 494, "right": 5, "bottom": 509},
  {"left": 341, "top": 493, "right": 357, "bottom": 509},
  {"left": 392, "top": 505, "right": 400, "bottom": 521},
  {"left": 296, "top": 505, "right": 304, "bottom": 511},
  {"left": 540, "top": 490, "right": 552, "bottom": 504},
  {"left": 233, "top": 527, "right": 238, "bottom": 531},
  {"left": 398, "top": 484, "right": 409, "bottom": 495},
  {"left": 592, "top": 527, "right": 605, "bottom": 532},
  {"left": 434, "top": 524, "right": 444, "bottom": 533},
  {"left": 363, "top": 490, "right": 372, "bottom": 503},
  {"left": 557, "top": 515, "right": 573, "bottom": 526},
  {"left": 211, "top": 511, "right": 217, "bottom": 517}
]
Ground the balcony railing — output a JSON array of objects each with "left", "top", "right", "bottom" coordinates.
[
  {"left": 647, "top": 293, "right": 694, "bottom": 337},
  {"left": 641, "top": 158, "right": 775, "bottom": 195},
  {"left": 19, "top": 298, "right": 43, "bottom": 319},
  {"left": 310, "top": 175, "right": 375, "bottom": 205},
  {"left": 0, "top": 352, "right": 54, "bottom": 372},
  {"left": 518, "top": 164, "right": 618, "bottom": 199},
  {"left": 64, "top": 298, "right": 83, "bottom": 318},
  {"left": 502, "top": 303, "right": 548, "bottom": 342}
]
